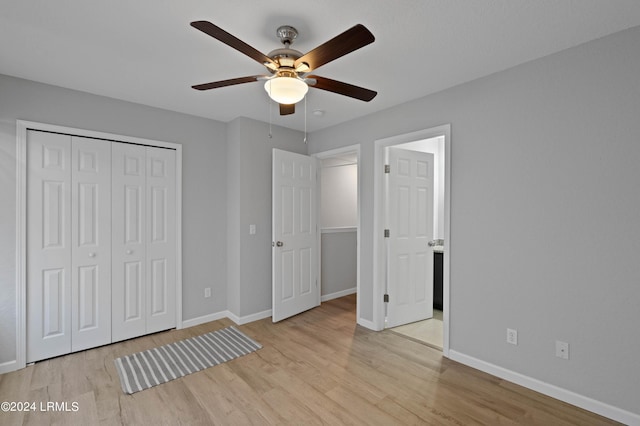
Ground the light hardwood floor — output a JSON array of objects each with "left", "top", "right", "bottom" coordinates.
[{"left": 0, "top": 295, "right": 619, "bottom": 425}]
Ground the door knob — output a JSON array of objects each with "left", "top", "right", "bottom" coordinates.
[
  {"left": 276, "top": 241, "right": 284, "bottom": 247},
  {"left": 88, "top": 252, "right": 96, "bottom": 258},
  {"left": 126, "top": 250, "right": 133, "bottom": 255},
  {"left": 428, "top": 239, "right": 444, "bottom": 247}
]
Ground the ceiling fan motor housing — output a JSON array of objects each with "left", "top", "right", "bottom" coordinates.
[
  {"left": 266, "top": 26, "right": 304, "bottom": 73},
  {"left": 266, "top": 48, "right": 303, "bottom": 72}
]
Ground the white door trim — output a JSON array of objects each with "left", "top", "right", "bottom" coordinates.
[
  {"left": 373, "top": 124, "right": 451, "bottom": 357},
  {"left": 13, "top": 120, "right": 183, "bottom": 373},
  {"left": 312, "top": 145, "right": 362, "bottom": 324}
]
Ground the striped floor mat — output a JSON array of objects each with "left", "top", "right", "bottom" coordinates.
[{"left": 114, "top": 326, "right": 262, "bottom": 394}]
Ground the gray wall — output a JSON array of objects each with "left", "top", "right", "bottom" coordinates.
[
  {"left": 307, "top": 26, "right": 640, "bottom": 416},
  {"left": 0, "top": 74, "right": 228, "bottom": 364},
  {"left": 321, "top": 163, "right": 358, "bottom": 228},
  {"left": 321, "top": 231, "right": 357, "bottom": 297},
  {"left": 226, "top": 119, "right": 242, "bottom": 317},
  {"left": 226, "top": 117, "right": 306, "bottom": 318},
  {"left": 320, "top": 160, "right": 358, "bottom": 297}
]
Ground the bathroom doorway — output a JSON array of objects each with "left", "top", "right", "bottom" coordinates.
[
  {"left": 373, "top": 125, "right": 451, "bottom": 355},
  {"left": 387, "top": 136, "right": 445, "bottom": 350}
]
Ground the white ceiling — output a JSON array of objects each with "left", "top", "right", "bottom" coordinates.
[{"left": 2, "top": 1, "right": 640, "bottom": 132}]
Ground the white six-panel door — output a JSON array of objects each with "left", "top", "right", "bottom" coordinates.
[
  {"left": 272, "top": 149, "right": 319, "bottom": 322},
  {"left": 386, "top": 147, "right": 435, "bottom": 328},
  {"left": 111, "top": 143, "right": 147, "bottom": 341},
  {"left": 145, "top": 147, "right": 176, "bottom": 334},
  {"left": 27, "top": 132, "right": 73, "bottom": 362},
  {"left": 71, "top": 136, "right": 112, "bottom": 352}
]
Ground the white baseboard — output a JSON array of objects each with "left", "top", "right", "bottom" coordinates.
[
  {"left": 0, "top": 359, "right": 19, "bottom": 374},
  {"left": 182, "top": 308, "right": 273, "bottom": 329},
  {"left": 321, "top": 287, "right": 356, "bottom": 302},
  {"left": 226, "top": 309, "right": 272, "bottom": 325},
  {"left": 181, "top": 311, "right": 230, "bottom": 329},
  {"left": 448, "top": 350, "right": 640, "bottom": 425}
]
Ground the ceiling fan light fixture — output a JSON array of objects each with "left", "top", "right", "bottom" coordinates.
[{"left": 264, "top": 76, "right": 308, "bottom": 104}]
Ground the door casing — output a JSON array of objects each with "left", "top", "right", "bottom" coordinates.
[{"left": 374, "top": 124, "right": 451, "bottom": 357}]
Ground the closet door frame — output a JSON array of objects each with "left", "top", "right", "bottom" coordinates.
[{"left": 15, "top": 120, "right": 183, "bottom": 371}]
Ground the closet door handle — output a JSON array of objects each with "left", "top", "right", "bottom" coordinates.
[
  {"left": 88, "top": 252, "right": 96, "bottom": 258},
  {"left": 126, "top": 250, "right": 133, "bottom": 255}
]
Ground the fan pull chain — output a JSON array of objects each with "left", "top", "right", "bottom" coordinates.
[{"left": 304, "top": 95, "right": 307, "bottom": 144}]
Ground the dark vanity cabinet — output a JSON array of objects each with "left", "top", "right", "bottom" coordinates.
[{"left": 433, "top": 252, "right": 443, "bottom": 310}]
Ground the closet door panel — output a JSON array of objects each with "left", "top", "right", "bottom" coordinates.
[
  {"left": 71, "top": 137, "right": 112, "bottom": 352},
  {"left": 112, "top": 143, "right": 147, "bottom": 342},
  {"left": 124, "top": 261, "right": 144, "bottom": 319},
  {"left": 146, "top": 147, "right": 176, "bottom": 333},
  {"left": 27, "top": 131, "right": 72, "bottom": 363}
]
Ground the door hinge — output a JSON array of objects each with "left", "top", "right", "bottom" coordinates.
[
  {"left": 384, "top": 229, "right": 390, "bottom": 238},
  {"left": 384, "top": 294, "right": 389, "bottom": 303},
  {"left": 384, "top": 164, "right": 391, "bottom": 174}
]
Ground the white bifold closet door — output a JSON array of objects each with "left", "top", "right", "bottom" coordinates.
[
  {"left": 111, "top": 143, "right": 176, "bottom": 342},
  {"left": 27, "top": 133, "right": 112, "bottom": 362},
  {"left": 71, "top": 136, "right": 112, "bottom": 351},
  {"left": 27, "top": 130, "right": 176, "bottom": 363}
]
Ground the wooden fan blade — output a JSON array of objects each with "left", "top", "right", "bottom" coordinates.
[
  {"left": 191, "top": 21, "right": 277, "bottom": 68},
  {"left": 192, "top": 75, "right": 264, "bottom": 91},
  {"left": 307, "top": 75, "right": 377, "bottom": 101},
  {"left": 279, "top": 104, "right": 295, "bottom": 115},
  {"left": 294, "top": 24, "right": 374, "bottom": 72}
]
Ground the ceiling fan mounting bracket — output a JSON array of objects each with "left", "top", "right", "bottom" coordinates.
[{"left": 276, "top": 25, "right": 298, "bottom": 46}]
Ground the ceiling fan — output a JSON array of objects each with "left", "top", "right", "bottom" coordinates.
[{"left": 190, "top": 21, "right": 377, "bottom": 115}]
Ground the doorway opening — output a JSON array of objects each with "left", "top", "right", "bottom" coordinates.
[
  {"left": 374, "top": 125, "right": 451, "bottom": 356},
  {"left": 386, "top": 135, "right": 445, "bottom": 350},
  {"left": 313, "top": 145, "right": 360, "bottom": 322}
]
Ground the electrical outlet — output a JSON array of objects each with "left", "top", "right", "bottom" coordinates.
[
  {"left": 507, "top": 328, "right": 518, "bottom": 345},
  {"left": 204, "top": 287, "right": 211, "bottom": 298},
  {"left": 249, "top": 224, "right": 256, "bottom": 235},
  {"left": 556, "top": 341, "right": 569, "bottom": 359}
]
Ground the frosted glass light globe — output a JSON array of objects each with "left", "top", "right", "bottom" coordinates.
[{"left": 264, "top": 77, "right": 308, "bottom": 104}]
